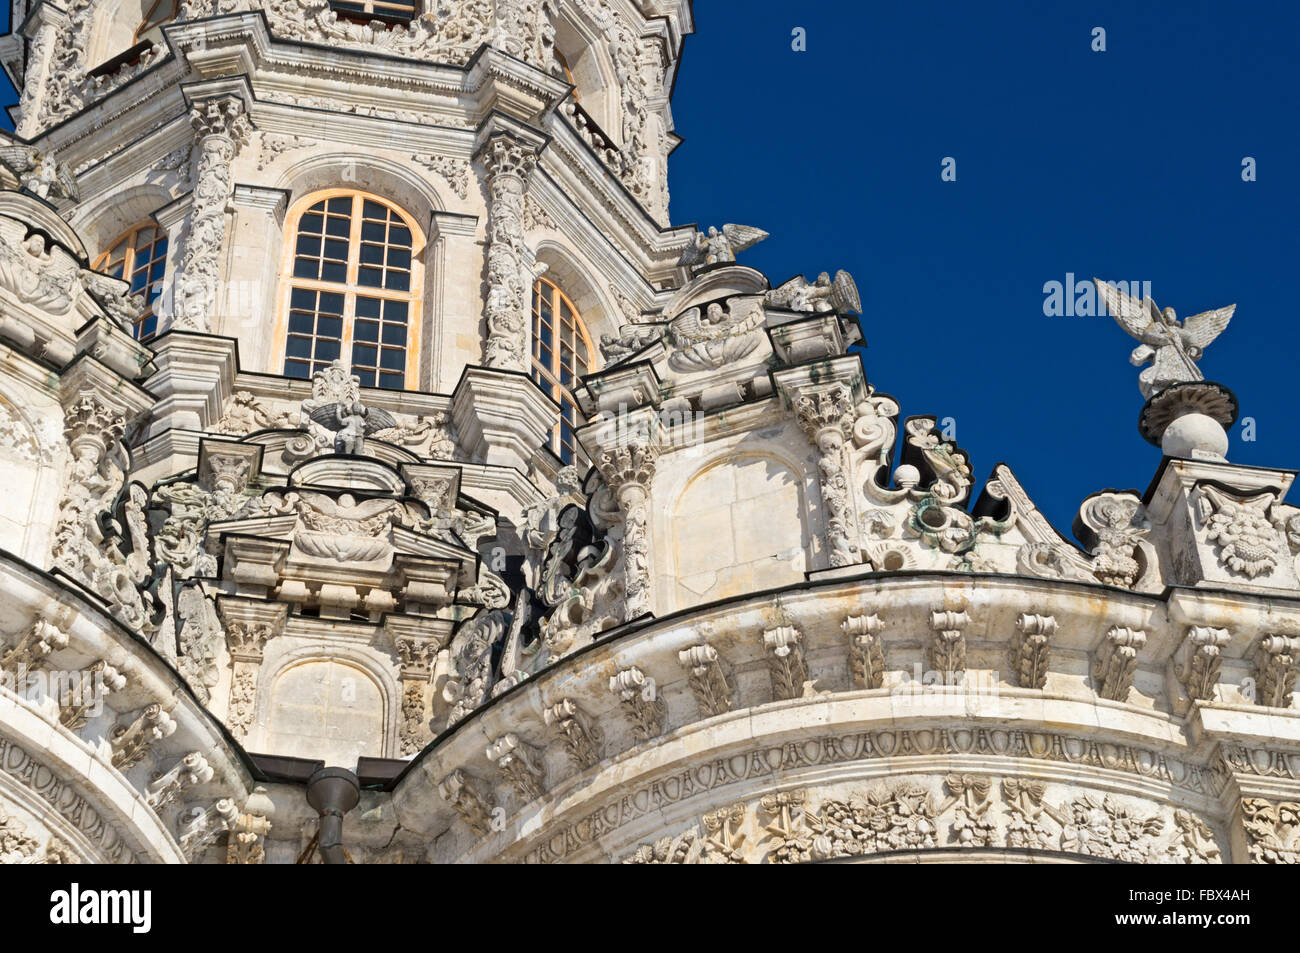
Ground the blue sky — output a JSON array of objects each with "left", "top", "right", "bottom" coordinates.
[{"left": 3, "top": 1, "right": 1297, "bottom": 533}]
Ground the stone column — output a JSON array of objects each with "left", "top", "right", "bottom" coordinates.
[
  {"left": 596, "top": 440, "right": 657, "bottom": 621},
  {"left": 792, "top": 382, "right": 862, "bottom": 568},
  {"left": 479, "top": 134, "right": 537, "bottom": 372},
  {"left": 31, "top": 0, "right": 93, "bottom": 132},
  {"left": 224, "top": 621, "right": 273, "bottom": 742},
  {"left": 395, "top": 635, "right": 438, "bottom": 756},
  {"left": 13, "top": 3, "right": 68, "bottom": 138},
  {"left": 173, "top": 97, "right": 253, "bottom": 333},
  {"left": 52, "top": 396, "right": 126, "bottom": 583}
]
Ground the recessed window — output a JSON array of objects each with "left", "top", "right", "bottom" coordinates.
[
  {"left": 92, "top": 222, "right": 168, "bottom": 340},
  {"left": 136, "top": 0, "right": 181, "bottom": 45},
  {"left": 328, "top": 1, "right": 420, "bottom": 26},
  {"left": 554, "top": 49, "right": 580, "bottom": 103},
  {"left": 279, "top": 191, "right": 422, "bottom": 390},
  {"left": 531, "top": 277, "right": 593, "bottom": 464}
]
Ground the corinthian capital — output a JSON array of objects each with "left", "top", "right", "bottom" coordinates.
[
  {"left": 190, "top": 96, "right": 253, "bottom": 147},
  {"left": 481, "top": 134, "right": 537, "bottom": 183},
  {"left": 597, "top": 441, "right": 657, "bottom": 494},
  {"left": 793, "top": 382, "right": 854, "bottom": 441}
]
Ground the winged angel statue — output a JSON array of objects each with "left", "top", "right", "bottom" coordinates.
[
  {"left": 677, "top": 224, "right": 769, "bottom": 273},
  {"left": 1094, "top": 278, "right": 1235, "bottom": 399},
  {"left": 766, "top": 270, "right": 862, "bottom": 314},
  {"left": 0, "top": 144, "right": 78, "bottom": 202}
]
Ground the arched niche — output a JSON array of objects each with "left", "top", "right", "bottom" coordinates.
[
  {"left": 68, "top": 183, "right": 173, "bottom": 263},
  {"left": 261, "top": 657, "right": 390, "bottom": 766},
  {"left": 551, "top": 6, "right": 622, "bottom": 145},
  {"left": 669, "top": 453, "right": 811, "bottom": 612},
  {"left": 86, "top": 0, "right": 176, "bottom": 68}
]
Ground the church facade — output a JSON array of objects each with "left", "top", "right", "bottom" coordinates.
[{"left": 0, "top": 0, "right": 1297, "bottom": 865}]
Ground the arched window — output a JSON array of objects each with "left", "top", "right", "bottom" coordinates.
[
  {"left": 135, "top": 0, "right": 181, "bottom": 44},
  {"left": 531, "top": 277, "right": 593, "bottom": 464},
  {"left": 92, "top": 221, "right": 168, "bottom": 340},
  {"left": 278, "top": 190, "right": 423, "bottom": 390},
  {"left": 328, "top": 1, "right": 420, "bottom": 26},
  {"left": 554, "top": 49, "right": 580, "bottom": 103}
]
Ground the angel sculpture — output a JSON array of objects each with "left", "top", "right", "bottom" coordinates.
[
  {"left": 766, "top": 270, "right": 862, "bottom": 314},
  {"left": 0, "top": 144, "right": 78, "bottom": 202},
  {"left": 676, "top": 224, "right": 769, "bottom": 273},
  {"left": 308, "top": 399, "right": 397, "bottom": 455},
  {"left": 1094, "top": 279, "right": 1235, "bottom": 399}
]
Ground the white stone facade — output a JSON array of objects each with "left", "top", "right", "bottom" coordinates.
[{"left": 0, "top": 1, "right": 1296, "bottom": 866}]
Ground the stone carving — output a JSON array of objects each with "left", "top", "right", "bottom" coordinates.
[
  {"left": 1096, "top": 279, "right": 1234, "bottom": 398},
  {"left": 0, "top": 805, "right": 42, "bottom": 864},
  {"left": 543, "top": 698, "right": 603, "bottom": 770},
  {"left": 521, "top": 725, "right": 1224, "bottom": 864},
  {"left": 793, "top": 382, "right": 861, "bottom": 568},
  {"left": 443, "top": 610, "right": 508, "bottom": 727},
  {"left": 609, "top": 666, "right": 665, "bottom": 742},
  {"left": 0, "top": 619, "right": 69, "bottom": 676},
  {"left": 480, "top": 134, "right": 537, "bottom": 371},
  {"left": 373, "top": 413, "right": 457, "bottom": 459},
  {"left": 766, "top": 270, "right": 862, "bottom": 314},
  {"left": 110, "top": 704, "right": 178, "bottom": 770},
  {"left": 1093, "top": 625, "right": 1147, "bottom": 702},
  {"left": 624, "top": 803, "right": 748, "bottom": 864},
  {"left": 53, "top": 398, "right": 155, "bottom": 632},
  {"left": 1077, "top": 491, "right": 1151, "bottom": 589},
  {"left": 224, "top": 620, "right": 276, "bottom": 741},
  {"left": 929, "top": 609, "right": 970, "bottom": 676},
  {"left": 147, "top": 752, "right": 214, "bottom": 812},
  {"left": 226, "top": 787, "right": 275, "bottom": 865},
  {"left": 667, "top": 298, "right": 765, "bottom": 372},
  {"left": 0, "top": 738, "right": 136, "bottom": 862},
  {"left": 1009, "top": 613, "right": 1056, "bottom": 689},
  {"left": 178, "top": 798, "right": 240, "bottom": 861},
  {"left": 676, "top": 224, "right": 768, "bottom": 273},
  {"left": 1253, "top": 635, "right": 1300, "bottom": 708},
  {"left": 487, "top": 733, "right": 545, "bottom": 802},
  {"left": 1197, "top": 486, "right": 1283, "bottom": 579},
  {"left": 600, "top": 321, "right": 664, "bottom": 363},
  {"left": 59, "top": 661, "right": 126, "bottom": 731},
  {"left": 439, "top": 769, "right": 495, "bottom": 837},
  {"left": 257, "top": 133, "right": 314, "bottom": 171},
  {"left": 1240, "top": 798, "right": 1300, "bottom": 864},
  {"left": 522, "top": 193, "right": 556, "bottom": 230},
  {"left": 174, "top": 97, "right": 252, "bottom": 331},
  {"left": 595, "top": 441, "right": 656, "bottom": 620},
  {"left": 678, "top": 640, "right": 734, "bottom": 717},
  {"left": 214, "top": 391, "right": 301, "bottom": 436},
  {"left": 1177, "top": 625, "right": 1230, "bottom": 702},
  {"left": 843, "top": 612, "right": 885, "bottom": 689},
  {"left": 0, "top": 218, "right": 80, "bottom": 314},
  {"left": 307, "top": 397, "right": 398, "bottom": 455},
  {"left": 0, "top": 145, "right": 78, "bottom": 202},
  {"left": 414, "top": 154, "right": 470, "bottom": 199},
  {"left": 762, "top": 624, "right": 809, "bottom": 701}
]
